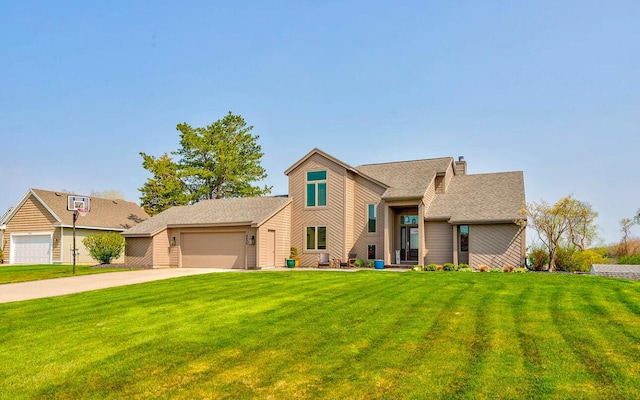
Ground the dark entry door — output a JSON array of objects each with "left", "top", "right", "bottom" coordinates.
[{"left": 400, "top": 226, "right": 419, "bottom": 262}]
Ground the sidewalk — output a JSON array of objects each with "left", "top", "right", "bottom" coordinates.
[{"left": 0, "top": 268, "right": 225, "bottom": 304}]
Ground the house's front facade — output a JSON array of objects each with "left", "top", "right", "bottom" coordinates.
[
  {"left": 286, "top": 149, "right": 526, "bottom": 269},
  {"left": 122, "top": 148, "right": 525, "bottom": 269},
  {"left": 1, "top": 189, "right": 149, "bottom": 264}
]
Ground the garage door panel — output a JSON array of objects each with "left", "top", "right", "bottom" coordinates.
[
  {"left": 13, "top": 235, "right": 52, "bottom": 264},
  {"left": 181, "top": 232, "right": 245, "bottom": 268}
]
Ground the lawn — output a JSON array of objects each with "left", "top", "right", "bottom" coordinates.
[
  {"left": 0, "top": 271, "right": 639, "bottom": 399},
  {"left": 0, "top": 264, "right": 139, "bottom": 284}
]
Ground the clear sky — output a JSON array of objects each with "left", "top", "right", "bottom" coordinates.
[{"left": 1, "top": 1, "right": 638, "bottom": 245}]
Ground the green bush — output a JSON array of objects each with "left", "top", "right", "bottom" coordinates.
[
  {"left": 528, "top": 245, "right": 549, "bottom": 271},
  {"left": 458, "top": 267, "right": 474, "bottom": 273},
  {"left": 0, "top": 246, "right": 4, "bottom": 263},
  {"left": 514, "top": 267, "right": 527, "bottom": 273},
  {"left": 83, "top": 232, "right": 126, "bottom": 264},
  {"left": 354, "top": 258, "right": 366, "bottom": 267},
  {"left": 570, "top": 250, "right": 607, "bottom": 272},
  {"left": 554, "top": 246, "right": 578, "bottom": 272},
  {"left": 619, "top": 254, "right": 640, "bottom": 265},
  {"left": 424, "top": 263, "right": 438, "bottom": 271},
  {"left": 442, "top": 263, "right": 456, "bottom": 271},
  {"left": 489, "top": 267, "right": 502, "bottom": 273},
  {"left": 367, "top": 260, "right": 375, "bottom": 268},
  {"left": 458, "top": 263, "right": 469, "bottom": 269},
  {"left": 412, "top": 265, "right": 423, "bottom": 271}
]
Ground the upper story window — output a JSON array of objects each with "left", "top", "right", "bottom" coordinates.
[
  {"left": 367, "top": 204, "right": 377, "bottom": 233},
  {"left": 306, "top": 170, "right": 327, "bottom": 207}
]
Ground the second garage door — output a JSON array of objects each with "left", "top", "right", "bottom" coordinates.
[
  {"left": 12, "top": 234, "right": 52, "bottom": 264},
  {"left": 181, "top": 232, "right": 246, "bottom": 268}
]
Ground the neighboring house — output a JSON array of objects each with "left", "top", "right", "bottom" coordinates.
[
  {"left": 122, "top": 196, "right": 291, "bottom": 269},
  {"left": 123, "top": 148, "right": 525, "bottom": 269},
  {"left": 285, "top": 148, "right": 526, "bottom": 269},
  {"left": 591, "top": 264, "right": 640, "bottom": 280},
  {"left": 0, "top": 189, "right": 149, "bottom": 264}
]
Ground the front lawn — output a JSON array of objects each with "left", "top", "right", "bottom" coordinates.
[
  {"left": 0, "top": 272, "right": 638, "bottom": 398},
  {"left": 0, "top": 264, "right": 139, "bottom": 284}
]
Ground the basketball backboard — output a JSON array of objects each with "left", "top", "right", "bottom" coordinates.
[{"left": 67, "top": 195, "right": 91, "bottom": 212}]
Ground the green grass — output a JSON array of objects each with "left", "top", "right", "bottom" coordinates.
[
  {"left": 0, "top": 264, "right": 139, "bottom": 284},
  {"left": 1, "top": 272, "right": 639, "bottom": 399}
]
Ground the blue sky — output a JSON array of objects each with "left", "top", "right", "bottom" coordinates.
[{"left": 1, "top": 1, "right": 638, "bottom": 245}]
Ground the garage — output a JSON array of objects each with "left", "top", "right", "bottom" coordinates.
[
  {"left": 181, "top": 232, "right": 246, "bottom": 268},
  {"left": 12, "top": 234, "right": 52, "bottom": 264}
]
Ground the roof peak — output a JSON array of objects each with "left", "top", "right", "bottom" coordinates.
[{"left": 357, "top": 156, "right": 453, "bottom": 168}]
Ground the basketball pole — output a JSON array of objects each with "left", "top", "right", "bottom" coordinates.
[{"left": 72, "top": 210, "right": 78, "bottom": 275}]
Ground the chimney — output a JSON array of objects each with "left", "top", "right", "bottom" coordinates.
[{"left": 454, "top": 156, "right": 467, "bottom": 175}]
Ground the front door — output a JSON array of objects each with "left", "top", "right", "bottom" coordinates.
[{"left": 400, "top": 226, "right": 419, "bottom": 262}]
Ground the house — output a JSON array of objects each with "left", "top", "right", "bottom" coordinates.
[
  {"left": 0, "top": 189, "right": 149, "bottom": 264},
  {"left": 122, "top": 196, "right": 291, "bottom": 269},
  {"left": 122, "top": 148, "right": 525, "bottom": 269},
  {"left": 590, "top": 264, "right": 640, "bottom": 280},
  {"left": 286, "top": 148, "right": 526, "bottom": 268}
]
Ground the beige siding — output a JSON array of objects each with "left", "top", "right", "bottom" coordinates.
[
  {"left": 288, "top": 153, "right": 347, "bottom": 266},
  {"left": 344, "top": 172, "right": 356, "bottom": 254},
  {"left": 443, "top": 161, "right": 455, "bottom": 191},
  {"left": 167, "top": 228, "right": 180, "bottom": 267},
  {"left": 61, "top": 228, "right": 125, "bottom": 264},
  {"left": 152, "top": 229, "right": 172, "bottom": 267},
  {"left": 469, "top": 224, "right": 525, "bottom": 269},
  {"left": 423, "top": 179, "right": 436, "bottom": 212},
  {"left": 425, "top": 221, "right": 454, "bottom": 265},
  {"left": 352, "top": 175, "right": 385, "bottom": 261},
  {"left": 258, "top": 203, "right": 291, "bottom": 268},
  {"left": 4, "top": 195, "right": 57, "bottom": 262},
  {"left": 125, "top": 237, "right": 154, "bottom": 267}
]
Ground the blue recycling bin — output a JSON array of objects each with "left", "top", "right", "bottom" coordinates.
[{"left": 374, "top": 260, "right": 384, "bottom": 269}]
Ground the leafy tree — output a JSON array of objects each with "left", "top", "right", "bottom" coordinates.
[
  {"left": 522, "top": 195, "right": 599, "bottom": 271},
  {"left": 90, "top": 189, "right": 126, "bottom": 200},
  {"left": 619, "top": 218, "right": 636, "bottom": 256},
  {"left": 138, "top": 153, "right": 190, "bottom": 216},
  {"left": 139, "top": 112, "right": 271, "bottom": 214},
  {"left": 83, "top": 232, "right": 126, "bottom": 264}
]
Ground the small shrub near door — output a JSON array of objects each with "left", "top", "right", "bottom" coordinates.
[
  {"left": 83, "top": 232, "right": 126, "bottom": 264},
  {"left": 442, "top": 263, "right": 456, "bottom": 271}
]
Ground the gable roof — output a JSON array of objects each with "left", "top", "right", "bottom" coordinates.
[
  {"left": 355, "top": 157, "right": 453, "bottom": 200},
  {"left": 4, "top": 189, "right": 149, "bottom": 231},
  {"left": 425, "top": 171, "right": 525, "bottom": 223},
  {"left": 122, "top": 196, "right": 291, "bottom": 237}
]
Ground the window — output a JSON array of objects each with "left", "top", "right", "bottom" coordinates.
[
  {"left": 368, "top": 244, "right": 376, "bottom": 260},
  {"left": 367, "top": 204, "right": 377, "bottom": 233},
  {"left": 306, "top": 171, "right": 327, "bottom": 207},
  {"left": 401, "top": 215, "right": 418, "bottom": 224},
  {"left": 460, "top": 225, "right": 469, "bottom": 252},
  {"left": 306, "top": 226, "right": 327, "bottom": 250}
]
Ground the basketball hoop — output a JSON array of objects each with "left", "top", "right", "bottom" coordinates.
[{"left": 76, "top": 208, "right": 89, "bottom": 217}]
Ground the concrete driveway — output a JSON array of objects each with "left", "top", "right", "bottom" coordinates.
[{"left": 0, "top": 268, "right": 228, "bottom": 304}]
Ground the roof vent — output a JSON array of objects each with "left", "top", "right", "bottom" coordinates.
[
  {"left": 112, "top": 200, "right": 119, "bottom": 204},
  {"left": 55, "top": 192, "right": 61, "bottom": 196},
  {"left": 458, "top": 156, "right": 465, "bottom": 162}
]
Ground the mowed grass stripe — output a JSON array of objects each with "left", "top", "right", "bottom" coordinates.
[{"left": 1, "top": 272, "right": 639, "bottom": 399}]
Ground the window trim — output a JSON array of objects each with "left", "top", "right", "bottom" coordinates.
[
  {"left": 367, "top": 203, "right": 377, "bottom": 233},
  {"left": 306, "top": 170, "right": 327, "bottom": 208},
  {"left": 305, "top": 226, "right": 327, "bottom": 251}
]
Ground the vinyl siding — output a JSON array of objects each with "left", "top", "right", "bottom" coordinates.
[
  {"left": 258, "top": 203, "right": 291, "bottom": 268},
  {"left": 352, "top": 175, "right": 385, "bottom": 261},
  {"left": 4, "top": 195, "right": 57, "bottom": 262},
  {"left": 425, "top": 221, "right": 454, "bottom": 265},
  {"left": 125, "top": 237, "right": 154, "bottom": 266},
  {"left": 152, "top": 229, "right": 171, "bottom": 267},
  {"left": 288, "top": 153, "right": 347, "bottom": 266},
  {"left": 344, "top": 172, "right": 356, "bottom": 254},
  {"left": 61, "top": 228, "right": 126, "bottom": 264},
  {"left": 469, "top": 224, "right": 525, "bottom": 269},
  {"left": 423, "top": 179, "right": 436, "bottom": 212},
  {"left": 443, "top": 161, "right": 455, "bottom": 191},
  {"left": 167, "top": 228, "right": 180, "bottom": 267}
]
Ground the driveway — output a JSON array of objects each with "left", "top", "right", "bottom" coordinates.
[{"left": 0, "top": 268, "right": 228, "bottom": 304}]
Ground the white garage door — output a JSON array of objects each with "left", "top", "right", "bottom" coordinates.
[
  {"left": 12, "top": 235, "right": 52, "bottom": 264},
  {"left": 181, "top": 232, "right": 245, "bottom": 268}
]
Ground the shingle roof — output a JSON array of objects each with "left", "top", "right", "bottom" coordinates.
[
  {"left": 591, "top": 264, "right": 640, "bottom": 280},
  {"left": 355, "top": 158, "right": 453, "bottom": 200},
  {"left": 26, "top": 189, "right": 149, "bottom": 230},
  {"left": 123, "top": 196, "right": 291, "bottom": 236},
  {"left": 425, "top": 172, "right": 525, "bottom": 223}
]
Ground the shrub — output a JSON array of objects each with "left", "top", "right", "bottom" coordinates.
[
  {"left": 502, "top": 265, "right": 515, "bottom": 273},
  {"left": 412, "top": 265, "right": 423, "bottom": 271},
  {"left": 489, "top": 267, "right": 502, "bottom": 273},
  {"left": 83, "top": 232, "right": 126, "bottom": 264},
  {"left": 367, "top": 260, "right": 375, "bottom": 268},
  {"left": 435, "top": 264, "right": 444, "bottom": 271},
  {"left": 514, "top": 267, "right": 527, "bottom": 273},
  {"left": 619, "top": 254, "right": 640, "bottom": 265},
  {"left": 0, "top": 246, "right": 3, "bottom": 264},
  {"left": 424, "top": 263, "right": 438, "bottom": 271},
  {"left": 477, "top": 265, "right": 489, "bottom": 272},
  {"left": 458, "top": 263, "right": 469, "bottom": 269},
  {"left": 554, "top": 246, "right": 578, "bottom": 272},
  {"left": 354, "top": 258, "right": 366, "bottom": 267},
  {"left": 458, "top": 267, "right": 474, "bottom": 272},
  {"left": 570, "top": 249, "right": 608, "bottom": 272},
  {"left": 442, "top": 263, "right": 456, "bottom": 271},
  {"left": 528, "top": 245, "right": 549, "bottom": 271}
]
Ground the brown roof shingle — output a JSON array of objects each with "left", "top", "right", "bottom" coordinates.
[
  {"left": 123, "top": 196, "right": 291, "bottom": 236},
  {"left": 425, "top": 171, "right": 525, "bottom": 223},
  {"left": 31, "top": 189, "right": 149, "bottom": 230}
]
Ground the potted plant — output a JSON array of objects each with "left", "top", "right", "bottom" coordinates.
[{"left": 290, "top": 247, "right": 300, "bottom": 267}]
